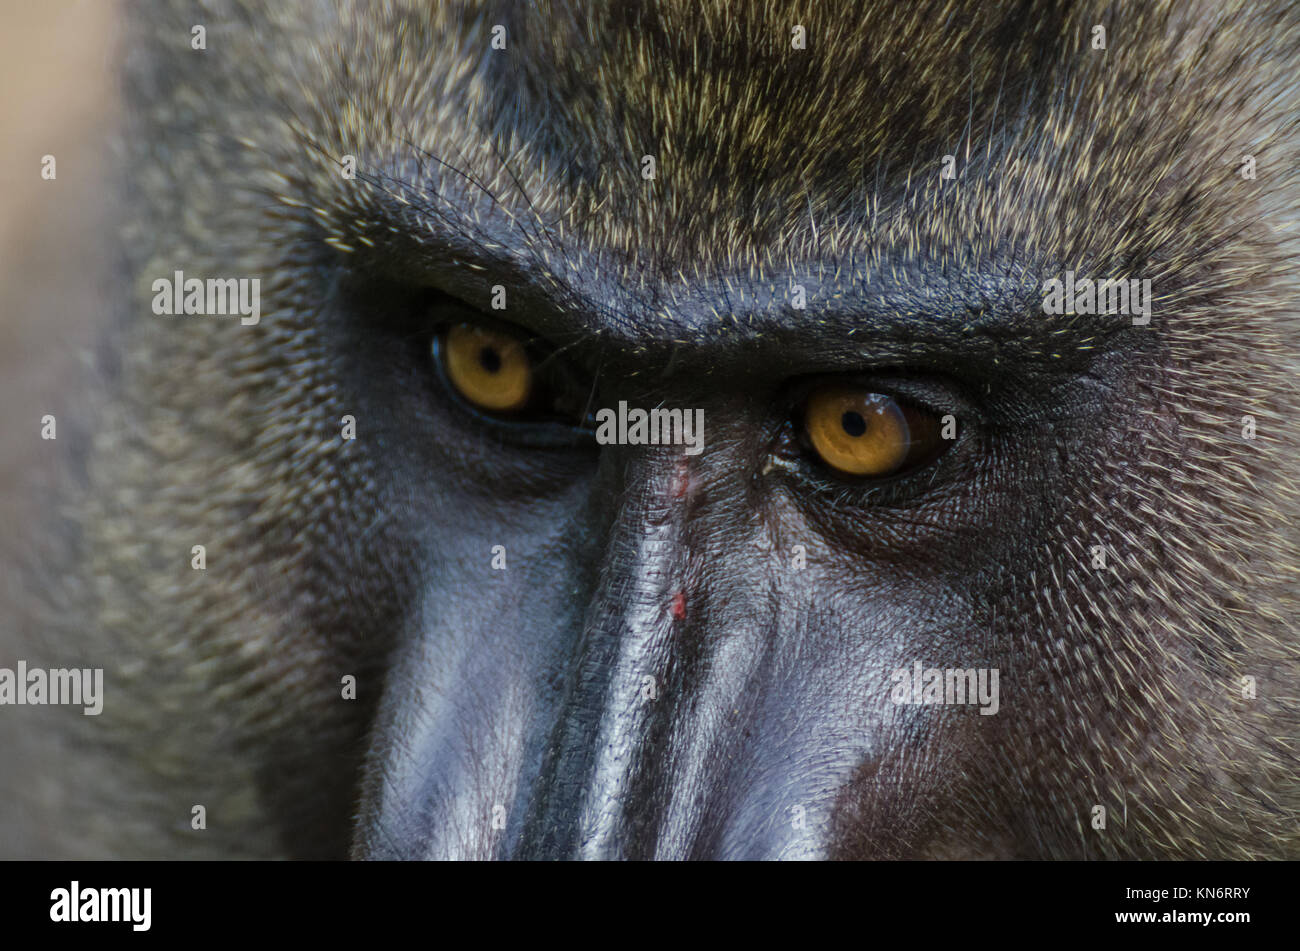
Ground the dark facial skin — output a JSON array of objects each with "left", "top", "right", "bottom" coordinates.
[
  {"left": 1, "top": 0, "right": 1295, "bottom": 861},
  {"left": 342, "top": 263, "right": 1115, "bottom": 859}
]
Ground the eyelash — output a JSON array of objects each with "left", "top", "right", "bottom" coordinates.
[
  {"left": 428, "top": 327, "right": 597, "bottom": 449},
  {"left": 772, "top": 379, "right": 975, "bottom": 503}
]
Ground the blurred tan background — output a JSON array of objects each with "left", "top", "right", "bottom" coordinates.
[{"left": 0, "top": 0, "right": 119, "bottom": 532}]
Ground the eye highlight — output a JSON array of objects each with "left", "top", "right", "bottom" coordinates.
[
  {"left": 441, "top": 323, "right": 533, "bottom": 413},
  {"left": 802, "top": 386, "right": 948, "bottom": 478}
]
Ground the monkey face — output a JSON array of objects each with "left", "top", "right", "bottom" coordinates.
[
  {"left": 2, "top": 0, "right": 1296, "bottom": 862},
  {"left": 340, "top": 268, "right": 1072, "bottom": 859},
  {"left": 346, "top": 309, "right": 988, "bottom": 857}
]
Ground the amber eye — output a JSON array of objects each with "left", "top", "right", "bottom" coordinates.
[
  {"left": 803, "top": 386, "right": 948, "bottom": 478},
  {"left": 440, "top": 323, "right": 533, "bottom": 413}
]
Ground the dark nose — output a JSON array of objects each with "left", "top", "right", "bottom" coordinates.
[{"left": 511, "top": 448, "right": 693, "bottom": 858}]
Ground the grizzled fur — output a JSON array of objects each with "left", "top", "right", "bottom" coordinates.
[{"left": 0, "top": 0, "right": 1296, "bottom": 858}]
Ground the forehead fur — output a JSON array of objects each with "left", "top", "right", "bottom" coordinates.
[
  {"left": 127, "top": 0, "right": 1300, "bottom": 308},
  {"left": 319, "top": 1, "right": 1297, "bottom": 284}
]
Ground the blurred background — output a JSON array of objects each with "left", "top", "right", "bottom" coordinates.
[{"left": 0, "top": 0, "right": 119, "bottom": 532}]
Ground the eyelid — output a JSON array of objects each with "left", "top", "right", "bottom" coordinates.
[
  {"left": 780, "top": 370, "right": 977, "bottom": 431},
  {"left": 430, "top": 322, "right": 596, "bottom": 447},
  {"left": 787, "top": 423, "right": 968, "bottom": 505},
  {"left": 772, "top": 372, "right": 975, "bottom": 505}
]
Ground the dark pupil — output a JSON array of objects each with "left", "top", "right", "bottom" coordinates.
[
  {"left": 478, "top": 346, "right": 502, "bottom": 373},
  {"left": 841, "top": 411, "right": 867, "bottom": 437}
]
